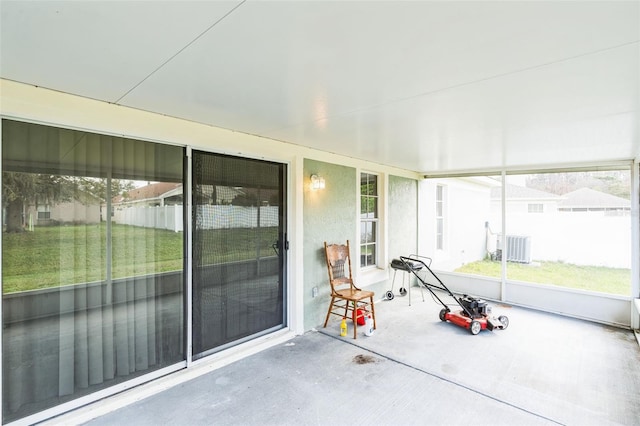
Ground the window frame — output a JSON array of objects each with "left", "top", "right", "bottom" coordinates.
[
  {"left": 360, "top": 172, "right": 379, "bottom": 269},
  {"left": 435, "top": 184, "right": 446, "bottom": 251},
  {"left": 1, "top": 118, "right": 187, "bottom": 424},
  {"left": 527, "top": 203, "right": 544, "bottom": 213}
]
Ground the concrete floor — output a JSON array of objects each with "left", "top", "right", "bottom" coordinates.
[{"left": 54, "top": 290, "right": 640, "bottom": 426}]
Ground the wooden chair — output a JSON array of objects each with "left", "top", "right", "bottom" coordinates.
[{"left": 323, "top": 240, "right": 376, "bottom": 339}]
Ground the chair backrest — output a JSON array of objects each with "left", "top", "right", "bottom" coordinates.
[{"left": 324, "top": 240, "right": 355, "bottom": 293}]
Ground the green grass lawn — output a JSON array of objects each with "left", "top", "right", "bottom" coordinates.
[
  {"left": 196, "top": 227, "right": 278, "bottom": 264},
  {"left": 2, "top": 224, "right": 278, "bottom": 294},
  {"left": 7, "top": 224, "right": 628, "bottom": 296},
  {"left": 455, "top": 259, "right": 631, "bottom": 296},
  {"left": 2, "top": 224, "right": 184, "bottom": 293}
]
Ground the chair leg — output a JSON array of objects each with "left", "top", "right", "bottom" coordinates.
[
  {"left": 323, "top": 296, "right": 336, "bottom": 328},
  {"left": 353, "top": 307, "right": 357, "bottom": 339},
  {"left": 370, "top": 296, "right": 376, "bottom": 329}
]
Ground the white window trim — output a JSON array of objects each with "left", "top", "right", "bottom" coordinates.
[
  {"left": 357, "top": 170, "right": 387, "bottom": 286},
  {"left": 435, "top": 184, "right": 447, "bottom": 252},
  {"left": 528, "top": 203, "right": 544, "bottom": 213}
]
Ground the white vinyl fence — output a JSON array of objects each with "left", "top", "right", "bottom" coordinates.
[
  {"left": 196, "top": 205, "right": 279, "bottom": 229},
  {"left": 113, "top": 205, "right": 279, "bottom": 232},
  {"left": 114, "top": 205, "right": 184, "bottom": 232},
  {"left": 503, "top": 212, "right": 631, "bottom": 269}
]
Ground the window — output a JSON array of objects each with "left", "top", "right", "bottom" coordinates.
[
  {"left": 360, "top": 173, "right": 378, "bottom": 268},
  {"left": 528, "top": 203, "right": 544, "bottom": 213},
  {"left": 2, "top": 120, "right": 185, "bottom": 423},
  {"left": 436, "top": 184, "right": 445, "bottom": 250}
]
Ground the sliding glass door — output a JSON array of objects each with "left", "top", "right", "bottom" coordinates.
[
  {"left": 192, "top": 151, "right": 287, "bottom": 357},
  {"left": 1, "top": 122, "right": 289, "bottom": 422},
  {"left": 2, "top": 120, "right": 185, "bottom": 423}
]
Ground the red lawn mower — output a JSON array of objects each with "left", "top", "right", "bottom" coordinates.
[{"left": 398, "top": 256, "right": 509, "bottom": 335}]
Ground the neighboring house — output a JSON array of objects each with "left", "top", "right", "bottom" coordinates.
[
  {"left": 558, "top": 187, "right": 631, "bottom": 214},
  {"left": 26, "top": 189, "right": 102, "bottom": 226},
  {"left": 111, "top": 182, "right": 184, "bottom": 231},
  {"left": 196, "top": 185, "right": 246, "bottom": 205},
  {"left": 490, "top": 184, "right": 562, "bottom": 216},
  {"left": 489, "top": 184, "right": 629, "bottom": 267},
  {"left": 486, "top": 184, "right": 561, "bottom": 263},
  {"left": 113, "top": 182, "right": 183, "bottom": 207},
  {"left": 424, "top": 176, "right": 498, "bottom": 271},
  {"left": 491, "top": 184, "right": 630, "bottom": 216}
]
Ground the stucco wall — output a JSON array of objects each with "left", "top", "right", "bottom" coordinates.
[
  {"left": 303, "top": 159, "right": 358, "bottom": 330},
  {"left": 302, "top": 163, "right": 420, "bottom": 331},
  {"left": 388, "top": 175, "right": 418, "bottom": 261}
]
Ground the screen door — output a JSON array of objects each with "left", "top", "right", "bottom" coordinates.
[{"left": 192, "top": 151, "right": 287, "bottom": 357}]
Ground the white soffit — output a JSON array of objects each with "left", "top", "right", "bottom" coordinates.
[{"left": 0, "top": 1, "right": 638, "bottom": 174}]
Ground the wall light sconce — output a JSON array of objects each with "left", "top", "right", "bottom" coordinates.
[{"left": 310, "top": 174, "right": 325, "bottom": 190}]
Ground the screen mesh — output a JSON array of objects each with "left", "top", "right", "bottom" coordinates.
[{"left": 192, "top": 151, "right": 286, "bottom": 356}]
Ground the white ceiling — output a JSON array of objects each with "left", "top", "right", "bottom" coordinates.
[{"left": 1, "top": 1, "right": 638, "bottom": 174}]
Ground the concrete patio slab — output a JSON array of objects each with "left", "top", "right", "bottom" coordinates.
[{"left": 50, "top": 291, "right": 640, "bottom": 426}]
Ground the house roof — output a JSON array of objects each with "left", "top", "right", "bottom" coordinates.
[
  {"left": 115, "top": 182, "right": 181, "bottom": 203},
  {"left": 558, "top": 187, "right": 630, "bottom": 208},
  {"left": 491, "top": 184, "right": 561, "bottom": 200}
]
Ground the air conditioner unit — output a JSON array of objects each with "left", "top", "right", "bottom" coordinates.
[{"left": 505, "top": 235, "right": 531, "bottom": 263}]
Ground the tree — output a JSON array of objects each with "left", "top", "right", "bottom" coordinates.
[
  {"left": 3, "top": 174, "right": 138, "bottom": 232},
  {"left": 526, "top": 171, "right": 630, "bottom": 199},
  {"left": 2, "top": 172, "right": 76, "bottom": 232},
  {"left": 77, "top": 177, "right": 135, "bottom": 201},
  {"left": 526, "top": 173, "right": 578, "bottom": 195}
]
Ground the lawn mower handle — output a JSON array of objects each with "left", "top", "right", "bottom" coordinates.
[{"left": 398, "top": 256, "right": 476, "bottom": 318}]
